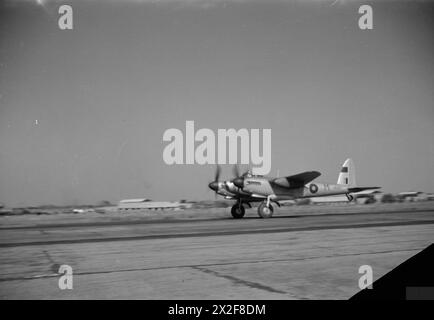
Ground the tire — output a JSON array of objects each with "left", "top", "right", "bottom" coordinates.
[
  {"left": 257, "top": 203, "right": 274, "bottom": 218},
  {"left": 231, "top": 204, "right": 245, "bottom": 219}
]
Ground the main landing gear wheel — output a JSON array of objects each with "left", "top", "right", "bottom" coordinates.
[
  {"left": 346, "top": 194, "right": 354, "bottom": 202},
  {"left": 231, "top": 204, "right": 245, "bottom": 219},
  {"left": 258, "top": 202, "right": 274, "bottom": 218}
]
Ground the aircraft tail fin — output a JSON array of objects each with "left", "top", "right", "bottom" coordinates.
[{"left": 337, "top": 158, "right": 356, "bottom": 187}]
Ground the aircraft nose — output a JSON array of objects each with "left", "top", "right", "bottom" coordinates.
[
  {"left": 233, "top": 177, "right": 244, "bottom": 189},
  {"left": 208, "top": 181, "right": 219, "bottom": 191}
]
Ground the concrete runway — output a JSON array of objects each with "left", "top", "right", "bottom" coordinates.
[{"left": 1, "top": 203, "right": 433, "bottom": 299}]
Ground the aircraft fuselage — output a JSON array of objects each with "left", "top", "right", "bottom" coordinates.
[{"left": 237, "top": 178, "right": 351, "bottom": 200}]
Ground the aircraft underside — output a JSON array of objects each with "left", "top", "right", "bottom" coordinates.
[{"left": 229, "top": 192, "right": 355, "bottom": 219}]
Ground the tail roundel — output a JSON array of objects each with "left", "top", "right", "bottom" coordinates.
[{"left": 337, "top": 158, "right": 356, "bottom": 187}]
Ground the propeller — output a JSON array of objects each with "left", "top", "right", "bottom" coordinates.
[
  {"left": 232, "top": 164, "right": 240, "bottom": 179},
  {"left": 231, "top": 164, "right": 246, "bottom": 189},
  {"left": 208, "top": 165, "right": 247, "bottom": 197},
  {"left": 208, "top": 165, "right": 221, "bottom": 197},
  {"left": 214, "top": 164, "right": 221, "bottom": 182}
]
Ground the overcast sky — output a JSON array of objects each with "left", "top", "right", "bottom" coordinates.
[{"left": 0, "top": 0, "right": 433, "bottom": 207}]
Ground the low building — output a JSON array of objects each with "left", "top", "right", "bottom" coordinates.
[
  {"left": 398, "top": 191, "right": 434, "bottom": 202},
  {"left": 118, "top": 198, "right": 192, "bottom": 211},
  {"left": 354, "top": 190, "right": 383, "bottom": 204}
]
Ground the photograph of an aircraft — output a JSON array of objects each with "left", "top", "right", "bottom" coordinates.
[
  {"left": 209, "top": 158, "right": 380, "bottom": 218},
  {"left": 1, "top": 0, "right": 432, "bottom": 303}
]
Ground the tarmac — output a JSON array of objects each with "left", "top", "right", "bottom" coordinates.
[{"left": 0, "top": 202, "right": 433, "bottom": 299}]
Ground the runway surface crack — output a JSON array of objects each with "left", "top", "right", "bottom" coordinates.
[
  {"left": 191, "top": 266, "right": 287, "bottom": 295},
  {"left": 42, "top": 250, "right": 61, "bottom": 275}
]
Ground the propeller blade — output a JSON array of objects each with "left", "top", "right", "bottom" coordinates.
[
  {"left": 232, "top": 164, "right": 240, "bottom": 178},
  {"left": 214, "top": 165, "right": 221, "bottom": 182},
  {"left": 208, "top": 165, "right": 221, "bottom": 194}
]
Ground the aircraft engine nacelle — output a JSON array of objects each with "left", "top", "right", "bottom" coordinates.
[
  {"left": 233, "top": 177, "right": 244, "bottom": 189},
  {"left": 225, "top": 181, "right": 238, "bottom": 193}
]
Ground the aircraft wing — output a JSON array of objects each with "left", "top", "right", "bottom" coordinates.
[{"left": 272, "top": 171, "right": 321, "bottom": 188}]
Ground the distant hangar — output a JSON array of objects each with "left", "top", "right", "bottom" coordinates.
[{"left": 118, "top": 198, "right": 192, "bottom": 211}]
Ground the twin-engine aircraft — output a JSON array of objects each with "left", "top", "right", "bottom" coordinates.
[{"left": 208, "top": 158, "right": 380, "bottom": 219}]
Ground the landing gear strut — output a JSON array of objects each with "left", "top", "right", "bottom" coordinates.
[
  {"left": 231, "top": 202, "right": 245, "bottom": 219},
  {"left": 346, "top": 194, "right": 354, "bottom": 202}
]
